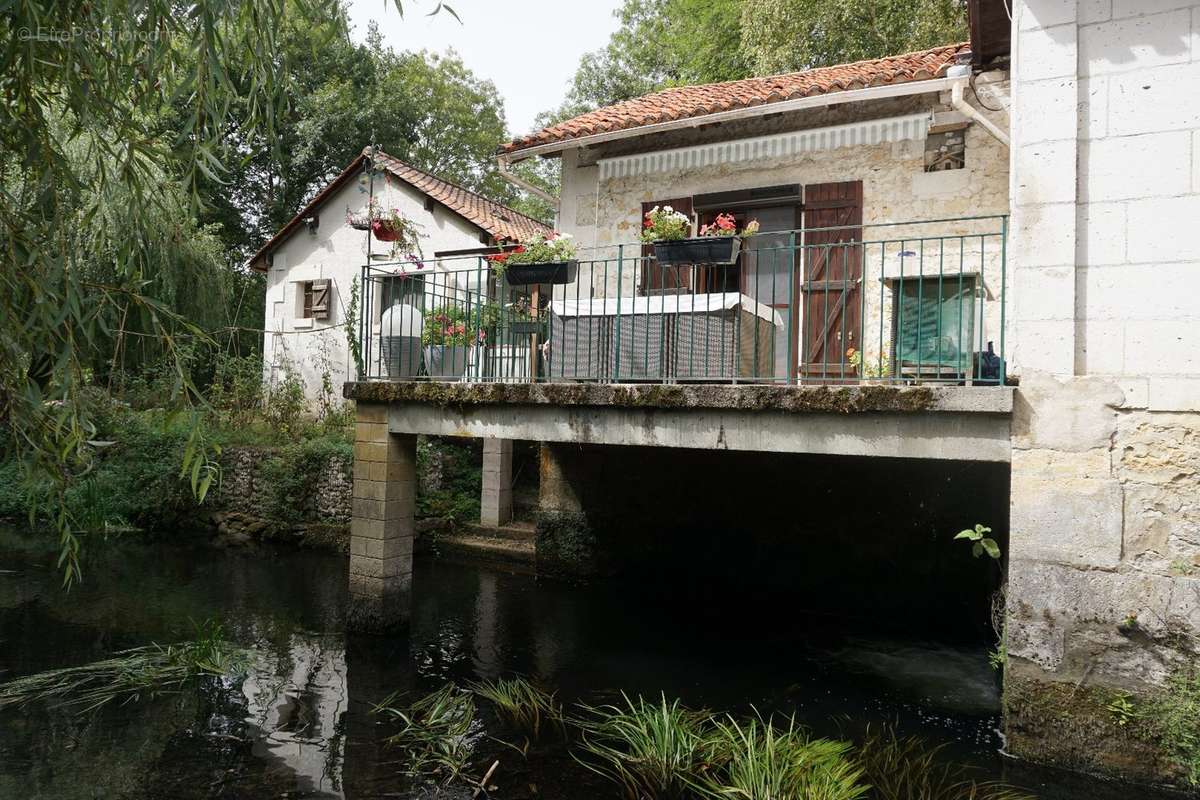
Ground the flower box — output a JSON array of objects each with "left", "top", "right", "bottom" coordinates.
[
  {"left": 504, "top": 260, "right": 578, "bottom": 286},
  {"left": 653, "top": 236, "right": 741, "bottom": 266},
  {"left": 347, "top": 214, "right": 373, "bottom": 231}
]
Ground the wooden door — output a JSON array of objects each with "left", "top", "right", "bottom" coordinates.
[
  {"left": 640, "top": 197, "right": 693, "bottom": 295},
  {"left": 799, "top": 181, "right": 863, "bottom": 383}
]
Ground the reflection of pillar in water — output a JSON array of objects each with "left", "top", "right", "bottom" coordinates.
[
  {"left": 473, "top": 570, "right": 499, "bottom": 677},
  {"left": 342, "top": 632, "right": 413, "bottom": 797}
]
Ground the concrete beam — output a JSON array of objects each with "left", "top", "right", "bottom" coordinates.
[{"left": 385, "top": 399, "right": 1012, "bottom": 463}]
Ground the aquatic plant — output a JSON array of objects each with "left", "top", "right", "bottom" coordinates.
[
  {"left": 372, "top": 684, "right": 478, "bottom": 783},
  {"left": 574, "top": 692, "right": 712, "bottom": 799},
  {"left": 469, "top": 675, "right": 565, "bottom": 740},
  {"left": 697, "top": 712, "right": 868, "bottom": 800},
  {"left": 0, "top": 620, "right": 239, "bottom": 713},
  {"left": 853, "top": 724, "right": 1034, "bottom": 800}
]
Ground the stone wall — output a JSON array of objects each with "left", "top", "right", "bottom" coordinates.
[
  {"left": 211, "top": 446, "right": 352, "bottom": 550},
  {"left": 1007, "top": 3, "right": 1200, "bottom": 784}
]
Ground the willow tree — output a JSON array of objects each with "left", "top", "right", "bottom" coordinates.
[{"left": 0, "top": 0, "right": 444, "bottom": 581}]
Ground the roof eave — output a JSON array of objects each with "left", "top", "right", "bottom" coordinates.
[{"left": 499, "top": 75, "right": 961, "bottom": 163}]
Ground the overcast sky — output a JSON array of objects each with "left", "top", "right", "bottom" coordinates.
[{"left": 345, "top": 0, "right": 624, "bottom": 137}]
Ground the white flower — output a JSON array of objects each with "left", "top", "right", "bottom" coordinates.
[{"left": 663, "top": 205, "right": 673, "bottom": 212}]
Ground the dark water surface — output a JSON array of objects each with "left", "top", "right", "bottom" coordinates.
[{"left": 0, "top": 530, "right": 1183, "bottom": 799}]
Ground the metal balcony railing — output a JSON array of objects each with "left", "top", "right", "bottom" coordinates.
[{"left": 359, "top": 216, "right": 1007, "bottom": 387}]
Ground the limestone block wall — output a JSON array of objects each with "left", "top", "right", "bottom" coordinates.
[{"left": 1006, "top": 0, "right": 1200, "bottom": 783}]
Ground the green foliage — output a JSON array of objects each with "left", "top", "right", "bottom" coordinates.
[
  {"left": 1150, "top": 664, "right": 1200, "bottom": 786},
  {"left": 469, "top": 676, "right": 566, "bottom": 740},
  {"left": 496, "top": 233, "right": 578, "bottom": 268},
  {"left": 262, "top": 367, "right": 307, "bottom": 438},
  {"left": 416, "top": 437, "right": 481, "bottom": 522},
  {"left": 574, "top": 693, "right": 711, "bottom": 799},
  {"left": 699, "top": 713, "right": 867, "bottom": 800},
  {"left": 207, "top": 354, "right": 265, "bottom": 428},
  {"left": 641, "top": 205, "right": 694, "bottom": 243},
  {"left": 853, "top": 725, "right": 1034, "bottom": 800},
  {"left": 257, "top": 435, "right": 354, "bottom": 533},
  {"left": 1106, "top": 692, "right": 1135, "bottom": 727},
  {"left": 422, "top": 306, "right": 474, "bottom": 346},
  {"left": 372, "top": 684, "right": 478, "bottom": 783},
  {"left": 955, "top": 524, "right": 1001, "bottom": 560},
  {"left": 0, "top": 620, "right": 241, "bottom": 713},
  {"left": 739, "top": 0, "right": 968, "bottom": 75}
]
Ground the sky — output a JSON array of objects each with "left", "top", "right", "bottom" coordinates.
[{"left": 345, "top": 0, "right": 624, "bottom": 137}]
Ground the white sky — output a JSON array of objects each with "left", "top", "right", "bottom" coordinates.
[{"left": 345, "top": 0, "right": 624, "bottom": 137}]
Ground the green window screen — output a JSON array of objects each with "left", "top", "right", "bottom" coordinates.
[{"left": 894, "top": 277, "right": 976, "bottom": 371}]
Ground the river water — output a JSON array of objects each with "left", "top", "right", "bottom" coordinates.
[{"left": 0, "top": 530, "right": 1184, "bottom": 799}]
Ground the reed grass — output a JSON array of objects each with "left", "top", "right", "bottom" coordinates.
[
  {"left": 574, "top": 692, "right": 713, "bottom": 800},
  {"left": 0, "top": 620, "right": 238, "bottom": 713},
  {"left": 372, "top": 683, "right": 478, "bottom": 783},
  {"left": 697, "top": 712, "right": 868, "bottom": 800},
  {"left": 469, "top": 676, "right": 565, "bottom": 740},
  {"left": 854, "top": 725, "right": 1035, "bottom": 800}
]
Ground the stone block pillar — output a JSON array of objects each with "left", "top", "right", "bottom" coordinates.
[
  {"left": 348, "top": 403, "right": 415, "bottom": 632},
  {"left": 481, "top": 438, "right": 513, "bottom": 527},
  {"left": 535, "top": 443, "right": 599, "bottom": 578}
]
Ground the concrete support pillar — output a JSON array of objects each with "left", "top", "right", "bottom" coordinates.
[
  {"left": 348, "top": 403, "right": 415, "bottom": 632},
  {"left": 480, "top": 438, "right": 513, "bottom": 527},
  {"left": 535, "top": 443, "right": 598, "bottom": 578}
]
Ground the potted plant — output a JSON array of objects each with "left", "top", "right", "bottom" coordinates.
[
  {"left": 847, "top": 347, "right": 890, "bottom": 383},
  {"left": 348, "top": 199, "right": 424, "bottom": 260},
  {"left": 642, "top": 207, "right": 759, "bottom": 266},
  {"left": 422, "top": 306, "right": 472, "bottom": 379},
  {"left": 487, "top": 232, "right": 577, "bottom": 285}
]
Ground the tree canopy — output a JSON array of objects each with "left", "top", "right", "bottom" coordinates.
[{"left": 547, "top": 0, "right": 967, "bottom": 118}]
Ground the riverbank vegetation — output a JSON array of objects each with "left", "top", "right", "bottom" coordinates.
[{"left": 370, "top": 677, "right": 1038, "bottom": 800}]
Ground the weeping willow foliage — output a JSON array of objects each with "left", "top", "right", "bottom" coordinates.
[{"left": 0, "top": 0, "right": 432, "bottom": 583}]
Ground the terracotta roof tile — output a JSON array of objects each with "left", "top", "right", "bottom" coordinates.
[
  {"left": 249, "top": 150, "right": 550, "bottom": 270},
  {"left": 501, "top": 44, "right": 968, "bottom": 156}
]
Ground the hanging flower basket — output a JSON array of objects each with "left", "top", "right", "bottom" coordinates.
[
  {"left": 653, "top": 236, "right": 741, "bottom": 266},
  {"left": 504, "top": 260, "right": 578, "bottom": 286},
  {"left": 347, "top": 213, "right": 372, "bottom": 231},
  {"left": 371, "top": 219, "right": 402, "bottom": 242}
]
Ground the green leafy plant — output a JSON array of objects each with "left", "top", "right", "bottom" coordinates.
[
  {"left": 698, "top": 712, "right": 867, "bottom": 800},
  {"left": 0, "top": 620, "right": 241, "bottom": 713},
  {"left": 263, "top": 366, "right": 307, "bottom": 437},
  {"left": 487, "top": 233, "right": 577, "bottom": 276},
  {"left": 846, "top": 347, "right": 890, "bottom": 380},
  {"left": 574, "top": 693, "right": 711, "bottom": 799},
  {"left": 853, "top": 724, "right": 1034, "bottom": 800},
  {"left": 372, "top": 684, "right": 478, "bottom": 783},
  {"left": 641, "top": 205, "right": 694, "bottom": 243},
  {"left": 955, "top": 524, "right": 1001, "bottom": 560},
  {"left": 1150, "top": 664, "right": 1200, "bottom": 786},
  {"left": 469, "top": 676, "right": 565, "bottom": 740},
  {"left": 1106, "top": 691, "right": 1135, "bottom": 727},
  {"left": 421, "top": 306, "right": 473, "bottom": 346}
]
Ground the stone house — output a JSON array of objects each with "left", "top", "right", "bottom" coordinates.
[
  {"left": 249, "top": 148, "right": 549, "bottom": 403},
  {"left": 501, "top": 43, "right": 1012, "bottom": 385}
]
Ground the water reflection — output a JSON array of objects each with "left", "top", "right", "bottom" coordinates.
[{"left": 0, "top": 530, "right": 1184, "bottom": 799}]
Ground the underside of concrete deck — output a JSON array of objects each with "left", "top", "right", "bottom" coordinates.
[{"left": 344, "top": 382, "right": 1014, "bottom": 463}]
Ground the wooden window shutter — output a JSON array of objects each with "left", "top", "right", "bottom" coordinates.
[{"left": 310, "top": 279, "right": 331, "bottom": 320}]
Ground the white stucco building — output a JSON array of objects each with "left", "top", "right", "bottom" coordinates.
[{"left": 249, "top": 148, "right": 549, "bottom": 403}]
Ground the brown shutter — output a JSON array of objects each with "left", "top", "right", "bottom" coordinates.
[
  {"left": 310, "top": 279, "right": 331, "bottom": 320},
  {"left": 800, "top": 181, "right": 863, "bottom": 383},
  {"left": 640, "top": 197, "right": 694, "bottom": 295}
]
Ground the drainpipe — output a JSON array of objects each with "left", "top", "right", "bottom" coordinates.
[
  {"left": 497, "top": 153, "right": 560, "bottom": 215},
  {"left": 949, "top": 74, "right": 1010, "bottom": 148}
]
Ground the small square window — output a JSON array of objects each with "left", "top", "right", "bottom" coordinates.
[{"left": 298, "top": 279, "right": 331, "bottom": 320}]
